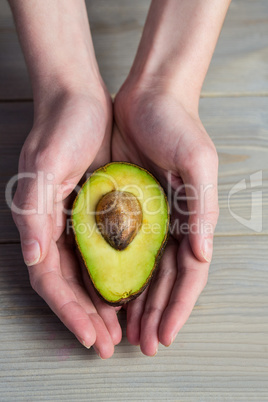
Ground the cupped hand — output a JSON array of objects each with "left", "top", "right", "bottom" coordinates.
[
  {"left": 112, "top": 86, "right": 219, "bottom": 356},
  {"left": 12, "top": 87, "right": 122, "bottom": 358}
]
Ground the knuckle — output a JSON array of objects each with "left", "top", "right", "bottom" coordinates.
[
  {"left": 206, "top": 206, "right": 220, "bottom": 225},
  {"left": 21, "top": 134, "right": 39, "bottom": 155},
  {"left": 12, "top": 199, "right": 38, "bottom": 227},
  {"left": 182, "top": 142, "right": 218, "bottom": 176},
  {"left": 186, "top": 265, "right": 209, "bottom": 292},
  {"left": 34, "top": 149, "right": 52, "bottom": 171},
  {"left": 22, "top": 138, "right": 53, "bottom": 172},
  {"left": 11, "top": 192, "right": 37, "bottom": 227},
  {"left": 28, "top": 270, "right": 51, "bottom": 297},
  {"left": 196, "top": 141, "right": 218, "bottom": 166},
  {"left": 154, "top": 264, "right": 174, "bottom": 282},
  {"left": 143, "top": 304, "right": 162, "bottom": 319},
  {"left": 208, "top": 144, "right": 219, "bottom": 166}
]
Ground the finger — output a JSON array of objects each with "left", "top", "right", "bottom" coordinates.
[
  {"left": 91, "top": 316, "right": 115, "bottom": 359},
  {"left": 28, "top": 240, "right": 97, "bottom": 349},
  {"left": 67, "top": 282, "right": 116, "bottom": 359},
  {"left": 178, "top": 137, "right": 219, "bottom": 263},
  {"left": 169, "top": 193, "right": 188, "bottom": 243},
  {"left": 12, "top": 170, "right": 53, "bottom": 266},
  {"left": 139, "top": 241, "right": 177, "bottom": 356},
  {"left": 81, "top": 266, "right": 122, "bottom": 346},
  {"left": 126, "top": 287, "right": 149, "bottom": 346},
  {"left": 159, "top": 236, "right": 209, "bottom": 346},
  {"left": 58, "top": 240, "right": 115, "bottom": 358}
]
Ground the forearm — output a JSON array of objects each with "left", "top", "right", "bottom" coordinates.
[
  {"left": 9, "top": 0, "right": 102, "bottom": 105},
  {"left": 127, "top": 0, "right": 231, "bottom": 112}
]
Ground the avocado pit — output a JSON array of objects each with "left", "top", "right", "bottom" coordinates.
[{"left": 95, "top": 190, "right": 142, "bottom": 250}]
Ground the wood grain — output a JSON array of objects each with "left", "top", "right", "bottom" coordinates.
[
  {"left": 0, "top": 239, "right": 267, "bottom": 401},
  {"left": 0, "top": 103, "right": 33, "bottom": 242},
  {"left": 200, "top": 96, "right": 268, "bottom": 235},
  {"left": 0, "top": 1, "right": 268, "bottom": 400},
  {"left": 0, "top": 0, "right": 268, "bottom": 98}
]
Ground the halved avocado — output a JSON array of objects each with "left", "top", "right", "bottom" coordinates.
[{"left": 72, "top": 162, "right": 169, "bottom": 306}]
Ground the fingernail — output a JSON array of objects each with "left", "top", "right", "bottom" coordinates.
[
  {"left": 98, "top": 354, "right": 105, "bottom": 360},
  {"left": 94, "top": 346, "right": 104, "bottom": 359},
  {"left": 152, "top": 348, "right": 158, "bottom": 356},
  {"left": 165, "top": 334, "right": 176, "bottom": 347},
  {"left": 22, "top": 240, "right": 41, "bottom": 266},
  {"left": 82, "top": 340, "right": 91, "bottom": 350},
  {"left": 202, "top": 238, "right": 212, "bottom": 263},
  {"left": 77, "top": 337, "right": 91, "bottom": 349}
]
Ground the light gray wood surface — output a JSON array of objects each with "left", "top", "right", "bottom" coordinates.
[
  {"left": 0, "top": 0, "right": 268, "bottom": 401},
  {"left": 0, "top": 238, "right": 268, "bottom": 401},
  {"left": 0, "top": 0, "right": 268, "bottom": 98}
]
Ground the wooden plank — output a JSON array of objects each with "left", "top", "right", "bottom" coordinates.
[
  {"left": 0, "top": 103, "right": 33, "bottom": 242},
  {"left": 0, "top": 0, "right": 268, "bottom": 99},
  {"left": 202, "top": 0, "right": 268, "bottom": 96},
  {"left": 200, "top": 96, "right": 268, "bottom": 235},
  {"left": 86, "top": 0, "right": 150, "bottom": 96},
  {"left": 0, "top": 97, "right": 267, "bottom": 242},
  {"left": 0, "top": 239, "right": 267, "bottom": 400},
  {"left": 0, "top": 32, "right": 32, "bottom": 100}
]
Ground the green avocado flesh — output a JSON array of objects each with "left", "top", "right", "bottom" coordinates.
[{"left": 72, "top": 162, "right": 169, "bottom": 305}]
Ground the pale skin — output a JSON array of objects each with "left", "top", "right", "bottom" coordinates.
[{"left": 9, "top": 0, "right": 231, "bottom": 358}]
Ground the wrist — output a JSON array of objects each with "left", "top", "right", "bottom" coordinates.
[
  {"left": 29, "top": 29, "right": 104, "bottom": 106},
  {"left": 125, "top": 68, "right": 201, "bottom": 116},
  {"left": 118, "top": 69, "right": 200, "bottom": 119},
  {"left": 10, "top": 0, "right": 106, "bottom": 108},
  {"left": 32, "top": 66, "right": 108, "bottom": 115},
  {"left": 32, "top": 79, "right": 112, "bottom": 131},
  {"left": 121, "top": 0, "right": 231, "bottom": 115}
]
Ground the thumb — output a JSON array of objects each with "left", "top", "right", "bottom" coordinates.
[
  {"left": 180, "top": 143, "right": 219, "bottom": 263},
  {"left": 12, "top": 171, "right": 53, "bottom": 266}
]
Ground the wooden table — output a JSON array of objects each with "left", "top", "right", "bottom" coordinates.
[{"left": 0, "top": 1, "right": 267, "bottom": 400}]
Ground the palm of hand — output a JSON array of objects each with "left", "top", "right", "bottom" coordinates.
[
  {"left": 13, "top": 92, "right": 122, "bottom": 358},
  {"left": 112, "top": 90, "right": 218, "bottom": 355}
]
